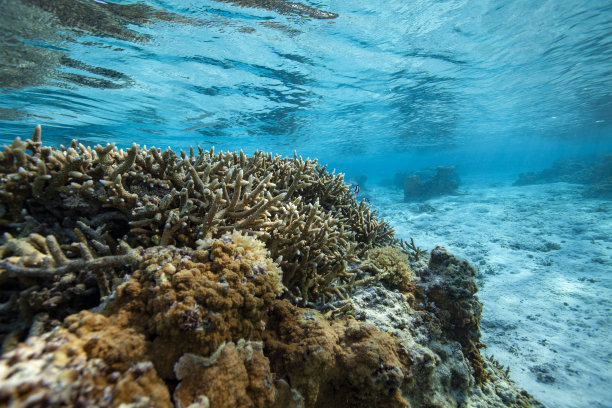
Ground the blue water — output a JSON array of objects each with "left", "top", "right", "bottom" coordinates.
[
  {"left": 1, "top": 0, "right": 611, "bottom": 183},
  {"left": 1, "top": 1, "right": 612, "bottom": 406}
]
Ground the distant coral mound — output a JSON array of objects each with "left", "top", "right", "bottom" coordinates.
[
  {"left": 514, "top": 155, "right": 612, "bottom": 198},
  {"left": 402, "top": 166, "right": 461, "bottom": 202},
  {"left": 0, "top": 127, "right": 543, "bottom": 407}
]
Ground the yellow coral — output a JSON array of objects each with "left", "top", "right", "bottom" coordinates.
[
  {"left": 362, "top": 246, "right": 414, "bottom": 290},
  {"left": 198, "top": 231, "right": 284, "bottom": 295}
]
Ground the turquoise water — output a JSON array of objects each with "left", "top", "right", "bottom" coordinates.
[
  {"left": 1, "top": 1, "right": 612, "bottom": 406},
  {"left": 1, "top": 0, "right": 611, "bottom": 182}
]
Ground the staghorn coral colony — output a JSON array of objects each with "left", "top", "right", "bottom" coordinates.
[{"left": 0, "top": 126, "right": 544, "bottom": 407}]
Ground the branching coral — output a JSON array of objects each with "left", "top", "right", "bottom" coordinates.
[
  {"left": 397, "top": 237, "right": 428, "bottom": 261},
  {"left": 0, "top": 126, "right": 394, "bottom": 310},
  {"left": 0, "top": 229, "right": 140, "bottom": 352}
]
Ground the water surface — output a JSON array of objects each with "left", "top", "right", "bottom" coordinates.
[{"left": 1, "top": 0, "right": 610, "bottom": 177}]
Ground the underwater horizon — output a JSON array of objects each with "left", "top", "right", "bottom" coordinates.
[
  {"left": 1, "top": 0, "right": 611, "bottom": 179},
  {"left": 1, "top": 0, "right": 611, "bottom": 407}
]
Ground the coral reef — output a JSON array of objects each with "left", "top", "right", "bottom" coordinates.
[
  {"left": 101, "top": 235, "right": 281, "bottom": 379},
  {"left": 0, "top": 326, "right": 171, "bottom": 407},
  {"left": 0, "top": 126, "right": 393, "bottom": 345},
  {"left": 513, "top": 154, "right": 612, "bottom": 198},
  {"left": 263, "top": 288, "right": 542, "bottom": 408},
  {"left": 513, "top": 159, "right": 591, "bottom": 186},
  {"left": 403, "top": 166, "right": 460, "bottom": 201},
  {"left": 0, "top": 127, "right": 543, "bottom": 407},
  {"left": 0, "top": 232, "right": 281, "bottom": 407}
]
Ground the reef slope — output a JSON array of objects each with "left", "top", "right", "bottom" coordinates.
[{"left": 0, "top": 127, "right": 543, "bottom": 407}]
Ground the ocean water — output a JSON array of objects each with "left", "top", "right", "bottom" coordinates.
[{"left": 1, "top": 0, "right": 611, "bottom": 407}]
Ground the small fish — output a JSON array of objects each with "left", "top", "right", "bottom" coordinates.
[
  {"left": 187, "top": 112, "right": 213, "bottom": 121},
  {"left": 353, "top": 184, "right": 360, "bottom": 194}
]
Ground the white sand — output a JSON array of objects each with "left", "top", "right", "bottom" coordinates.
[{"left": 369, "top": 182, "right": 612, "bottom": 408}]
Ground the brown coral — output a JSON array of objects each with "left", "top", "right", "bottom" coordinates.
[
  {"left": 92, "top": 233, "right": 281, "bottom": 379},
  {"left": 173, "top": 340, "right": 275, "bottom": 408},
  {"left": 0, "top": 328, "right": 171, "bottom": 407},
  {"left": 263, "top": 299, "right": 411, "bottom": 408},
  {"left": 63, "top": 311, "right": 148, "bottom": 372}
]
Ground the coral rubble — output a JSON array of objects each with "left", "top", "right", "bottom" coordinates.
[{"left": 0, "top": 127, "right": 543, "bottom": 407}]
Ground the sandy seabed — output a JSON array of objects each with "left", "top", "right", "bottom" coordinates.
[{"left": 371, "top": 181, "right": 612, "bottom": 408}]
